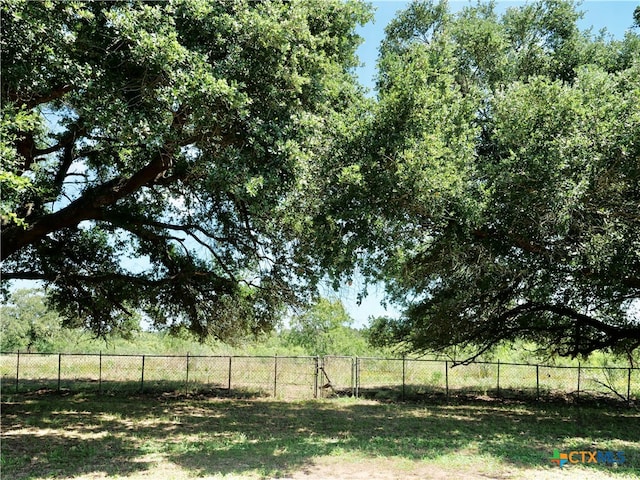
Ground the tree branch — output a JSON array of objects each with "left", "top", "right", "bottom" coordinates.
[
  {"left": 50, "top": 124, "right": 87, "bottom": 191},
  {"left": 1, "top": 270, "right": 219, "bottom": 287},
  {"left": 504, "top": 302, "right": 640, "bottom": 355},
  {"left": 472, "top": 227, "right": 550, "bottom": 256},
  {"left": 1, "top": 149, "right": 173, "bottom": 260},
  {"left": 4, "top": 85, "right": 74, "bottom": 111}
]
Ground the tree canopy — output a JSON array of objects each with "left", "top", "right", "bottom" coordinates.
[
  {"left": 3, "top": 0, "right": 639, "bottom": 361},
  {"left": 0, "top": 289, "right": 65, "bottom": 352},
  {"left": 286, "top": 297, "right": 370, "bottom": 355},
  {"left": 315, "top": 0, "right": 640, "bottom": 360},
  {"left": 1, "top": 0, "right": 370, "bottom": 339}
]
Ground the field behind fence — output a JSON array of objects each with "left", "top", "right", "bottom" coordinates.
[{"left": 1, "top": 352, "right": 638, "bottom": 405}]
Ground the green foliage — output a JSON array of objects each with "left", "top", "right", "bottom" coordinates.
[
  {"left": 286, "top": 298, "right": 370, "bottom": 355},
  {"left": 0, "top": 289, "right": 141, "bottom": 352},
  {"left": 0, "top": 289, "right": 61, "bottom": 352},
  {"left": 0, "top": 289, "right": 378, "bottom": 357},
  {"left": 318, "top": 0, "right": 640, "bottom": 360},
  {"left": 1, "top": 0, "right": 371, "bottom": 341}
]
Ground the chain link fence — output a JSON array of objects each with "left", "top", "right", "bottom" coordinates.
[
  {"left": 346, "top": 357, "right": 640, "bottom": 405},
  {"left": 1, "top": 352, "right": 638, "bottom": 405},
  {"left": 0, "top": 352, "right": 320, "bottom": 399}
]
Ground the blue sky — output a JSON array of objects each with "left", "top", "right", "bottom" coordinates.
[{"left": 341, "top": 0, "right": 639, "bottom": 327}]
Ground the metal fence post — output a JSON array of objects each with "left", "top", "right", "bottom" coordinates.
[
  {"left": 185, "top": 352, "right": 190, "bottom": 393},
  {"left": 314, "top": 356, "right": 319, "bottom": 399},
  {"left": 273, "top": 354, "right": 278, "bottom": 398},
  {"left": 15, "top": 350, "right": 20, "bottom": 393},
  {"left": 402, "top": 355, "right": 406, "bottom": 401},
  {"left": 227, "top": 356, "right": 232, "bottom": 391},
  {"left": 350, "top": 357, "right": 355, "bottom": 397},
  {"left": 577, "top": 362, "right": 581, "bottom": 400},
  {"left": 496, "top": 360, "right": 500, "bottom": 398},
  {"left": 58, "top": 353, "right": 62, "bottom": 392},
  {"left": 355, "top": 357, "right": 360, "bottom": 398},
  {"left": 445, "top": 360, "right": 449, "bottom": 400},
  {"left": 536, "top": 364, "right": 540, "bottom": 401},
  {"left": 141, "top": 355, "right": 145, "bottom": 393},
  {"left": 99, "top": 351, "right": 103, "bottom": 395},
  {"left": 627, "top": 368, "right": 632, "bottom": 406}
]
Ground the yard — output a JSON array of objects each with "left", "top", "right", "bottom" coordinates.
[{"left": 1, "top": 392, "right": 639, "bottom": 479}]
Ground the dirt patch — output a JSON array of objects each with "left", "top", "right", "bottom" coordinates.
[
  {"left": 279, "top": 456, "right": 513, "bottom": 480},
  {"left": 276, "top": 457, "right": 629, "bottom": 480}
]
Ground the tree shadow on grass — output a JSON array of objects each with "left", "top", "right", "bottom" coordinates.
[
  {"left": 1, "top": 392, "right": 639, "bottom": 479},
  {"left": 2, "top": 432, "right": 148, "bottom": 479},
  {"left": 166, "top": 400, "right": 640, "bottom": 478}
]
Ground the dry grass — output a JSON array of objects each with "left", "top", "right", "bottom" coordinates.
[{"left": 1, "top": 391, "right": 639, "bottom": 479}]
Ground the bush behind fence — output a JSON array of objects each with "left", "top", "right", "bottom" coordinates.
[{"left": 1, "top": 352, "right": 638, "bottom": 405}]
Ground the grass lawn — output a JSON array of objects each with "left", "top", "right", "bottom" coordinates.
[{"left": 1, "top": 392, "right": 639, "bottom": 479}]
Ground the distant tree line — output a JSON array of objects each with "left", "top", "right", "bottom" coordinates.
[{"left": 1, "top": 290, "right": 378, "bottom": 357}]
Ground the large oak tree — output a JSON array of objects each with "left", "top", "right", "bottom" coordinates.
[
  {"left": 316, "top": 0, "right": 640, "bottom": 360},
  {"left": 1, "top": 0, "right": 370, "bottom": 339}
]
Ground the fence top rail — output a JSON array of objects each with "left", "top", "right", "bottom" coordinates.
[
  {"left": 325, "top": 355, "right": 639, "bottom": 370},
  {"left": 226, "top": 355, "right": 319, "bottom": 360},
  {"left": 447, "top": 360, "right": 635, "bottom": 369},
  {"left": 1, "top": 352, "right": 637, "bottom": 370},
  {"left": 0, "top": 352, "right": 319, "bottom": 360}
]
